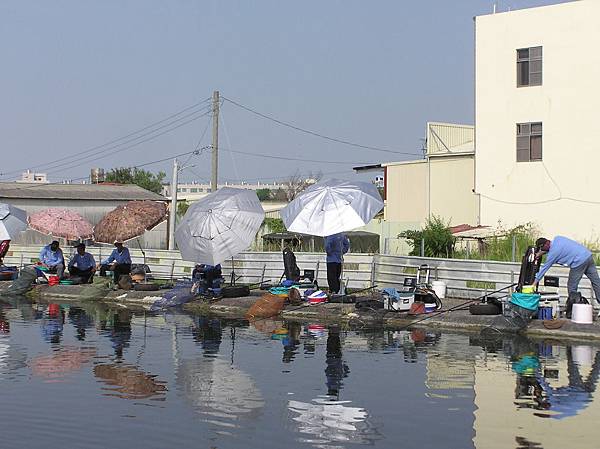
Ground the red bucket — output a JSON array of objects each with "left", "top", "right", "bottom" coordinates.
[{"left": 48, "top": 276, "right": 60, "bottom": 286}]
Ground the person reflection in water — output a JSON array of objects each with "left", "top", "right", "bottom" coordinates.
[
  {"left": 41, "top": 303, "right": 65, "bottom": 344},
  {"left": 68, "top": 307, "right": 94, "bottom": 341},
  {"left": 536, "top": 346, "right": 600, "bottom": 419},
  {"left": 511, "top": 339, "right": 600, "bottom": 418},
  {"left": 192, "top": 317, "right": 222, "bottom": 356},
  {"left": 325, "top": 325, "right": 350, "bottom": 399},
  {"left": 282, "top": 322, "right": 301, "bottom": 364},
  {"left": 103, "top": 309, "right": 132, "bottom": 359}
]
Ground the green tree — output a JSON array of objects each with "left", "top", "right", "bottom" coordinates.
[
  {"left": 263, "top": 218, "right": 286, "bottom": 233},
  {"left": 105, "top": 167, "right": 166, "bottom": 194},
  {"left": 177, "top": 200, "right": 190, "bottom": 217},
  {"left": 256, "top": 188, "right": 272, "bottom": 201},
  {"left": 399, "top": 215, "right": 455, "bottom": 257}
]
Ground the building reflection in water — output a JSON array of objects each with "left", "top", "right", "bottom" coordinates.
[{"left": 288, "top": 324, "right": 379, "bottom": 448}]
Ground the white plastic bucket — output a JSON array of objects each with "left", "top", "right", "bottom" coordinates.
[
  {"left": 572, "top": 345, "right": 593, "bottom": 366},
  {"left": 571, "top": 303, "right": 593, "bottom": 324},
  {"left": 431, "top": 281, "right": 446, "bottom": 299}
]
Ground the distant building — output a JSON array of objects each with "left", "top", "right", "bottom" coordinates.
[
  {"left": 475, "top": 1, "right": 600, "bottom": 240},
  {"left": 381, "top": 122, "right": 476, "bottom": 228},
  {"left": 17, "top": 170, "right": 48, "bottom": 184},
  {"left": 162, "top": 181, "right": 287, "bottom": 201},
  {"left": 0, "top": 182, "right": 167, "bottom": 248}
]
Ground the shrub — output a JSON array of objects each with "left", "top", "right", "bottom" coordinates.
[{"left": 399, "top": 216, "right": 455, "bottom": 257}]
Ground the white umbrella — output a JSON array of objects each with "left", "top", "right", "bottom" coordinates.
[
  {"left": 175, "top": 187, "right": 265, "bottom": 265},
  {"left": 280, "top": 179, "right": 384, "bottom": 237},
  {"left": 0, "top": 203, "right": 28, "bottom": 241}
]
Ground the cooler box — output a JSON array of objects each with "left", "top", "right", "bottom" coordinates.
[{"left": 393, "top": 292, "right": 415, "bottom": 311}]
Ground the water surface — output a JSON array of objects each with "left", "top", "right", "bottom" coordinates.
[{"left": 0, "top": 297, "right": 598, "bottom": 449}]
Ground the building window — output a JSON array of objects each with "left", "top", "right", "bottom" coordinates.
[
  {"left": 517, "top": 46, "right": 542, "bottom": 87},
  {"left": 517, "top": 122, "right": 542, "bottom": 162},
  {"left": 190, "top": 188, "right": 198, "bottom": 193}
]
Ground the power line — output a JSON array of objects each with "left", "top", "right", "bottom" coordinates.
[
  {"left": 222, "top": 96, "right": 422, "bottom": 156},
  {"left": 220, "top": 146, "right": 372, "bottom": 165},
  {"left": 45, "top": 110, "right": 213, "bottom": 177},
  {"left": 0, "top": 98, "right": 211, "bottom": 178},
  {"left": 0, "top": 149, "right": 208, "bottom": 194}
]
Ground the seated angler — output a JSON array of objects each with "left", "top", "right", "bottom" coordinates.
[
  {"left": 39, "top": 240, "right": 65, "bottom": 279},
  {"left": 68, "top": 243, "right": 96, "bottom": 283},
  {"left": 98, "top": 241, "right": 132, "bottom": 283}
]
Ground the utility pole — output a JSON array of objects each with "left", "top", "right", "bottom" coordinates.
[
  {"left": 168, "top": 158, "right": 179, "bottom": 250},
  {"left": 211, "top": 90, "right": 220, "bottom": 192}
]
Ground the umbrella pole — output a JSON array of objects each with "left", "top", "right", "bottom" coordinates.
[
  {"left": 230, "top": 256, "right": 236, "bottom": 286},
  {"left": 136, "top": 238, "right": 147, "bottom": 281}
]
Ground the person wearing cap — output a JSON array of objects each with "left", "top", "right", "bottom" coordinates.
[
  {"left": 534, "top": 236, "right": 600, "bottom": 305},
  {"left": 324, "top": 233, "right": 350, "bottom": 294},
  {"left": 39, "top": 240, "right": 65, "bottom": 279},
  {"left": 68, "top": 243, "right": 96, "bottom": 283},
  {"left": 98, "top": 241, "right": 132, "bottom": 283}
]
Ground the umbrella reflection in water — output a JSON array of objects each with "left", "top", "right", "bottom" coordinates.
[
  {"left": 288, "top": 326, "right": 379, "bottom": 447},
  {"left": 94, "top": 363, "right": 167, "bottom": 400},
  {"left": 30, "top": 346, "right": 96, "bottom": 380},
  {"left": 176, "top": 358, "right": 264, "bottom": 429}
]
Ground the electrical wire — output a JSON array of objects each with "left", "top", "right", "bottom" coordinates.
[
  {"left": 222, "top": 96, "right": 422, "bottom": 156},
  {"left": 219, "top": 147, "right": 372, "bottom": 165},
  {"left": 45, "top": 110, "right": 212, "bottom": 177},
  {"left": 0, "top": 148, "right": 207, "bottom": 194},
  {"left": 219, "top": 108, "right": 241, "bottom": 183},
  {"left": 477, "top": 162, "right": 600, "bottom": 205},
  {"left": 0, "top": 98, "right": 211, "bottom": 178}
]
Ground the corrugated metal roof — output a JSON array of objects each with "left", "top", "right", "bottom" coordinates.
[{"left": 0, "top": 182, "right": 166, "bottom": 201}]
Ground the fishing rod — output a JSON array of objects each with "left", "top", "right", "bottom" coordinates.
[{"left": 390, "top": 282, "right": 518, "bottom": 331}]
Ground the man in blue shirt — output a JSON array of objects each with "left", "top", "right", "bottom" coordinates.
[
  {"left": 39, "top": 240, "right": 65, "bottom": 279},
  {"left": 98, "top": 241, "right": 132, "bottom": 284},
  {"left": 324, "top": 233, "right": 350, "bottom": 294},
  {"left": 535, "top": 236, "right": 600, "bottom": 305},
  {"left": 68, "top": 243, "right": 96, "bottom": 283}
]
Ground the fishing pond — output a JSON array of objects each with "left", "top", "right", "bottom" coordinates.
[{"left": 0, "top": 297, "right": 597, "bottom": 449}]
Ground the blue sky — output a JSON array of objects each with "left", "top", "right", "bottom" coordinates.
[{"left": 0, "top": 0, "right": 571, "bottom": 184}]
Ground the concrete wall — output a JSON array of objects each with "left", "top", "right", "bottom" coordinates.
[{"left": 475, "top": 1, "right": 600, "bottom": 241}]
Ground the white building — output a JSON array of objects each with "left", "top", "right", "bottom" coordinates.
[
  {"left": 475, "top": 1, "right": 600, "bottom": 241},
  {"left": 380, "top": 122, "right": 477, "bottom": 228},
  {"left": 16, "top": 170, "right": 48, "bottom": 184},
  {"left": 162, "top": 181, "right": 287, "bottom": 201}
]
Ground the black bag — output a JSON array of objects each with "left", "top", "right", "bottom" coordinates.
[
  {"left": 517, "top": 246, "right": 541, "bottom": 291},
  {"left": 566, "top": 291, "right": 589, "bottom": 319},
  {"left": 283, "top": 248, "right": 300, "bottom": 282}
]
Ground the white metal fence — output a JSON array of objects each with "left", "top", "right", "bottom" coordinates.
[{"left": 3, "top": 246, "right": 597, "bottom": 302}]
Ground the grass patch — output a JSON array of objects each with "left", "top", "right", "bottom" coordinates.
[
  {"left": 403, "top": 267, "right": 417, "bottom": 275},
  {"left": 466, "top": 280, "right": 496, "bottom": 289}
]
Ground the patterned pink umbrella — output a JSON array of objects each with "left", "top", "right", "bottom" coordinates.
[{"left": 28, "top": 208, "right": 94, "bottom": 241}]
